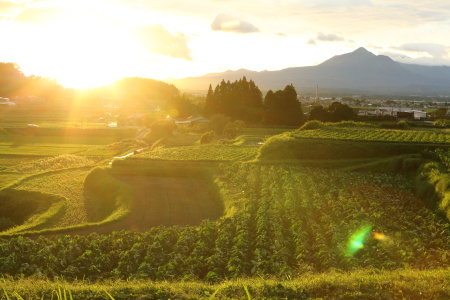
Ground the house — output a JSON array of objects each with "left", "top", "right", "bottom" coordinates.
[
  {"left": 187, "top": 116, "right": 210, "bottom": 124},
  {"left": 0, "top": 97, "right": 15, "bottom": 106},
  {"left": 369, "top": 107, "right": 427, "bottom": 120}
]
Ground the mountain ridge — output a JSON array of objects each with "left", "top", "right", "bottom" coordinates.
[{"left": 167, "top": 48, "right": 450, "bottom": 95}]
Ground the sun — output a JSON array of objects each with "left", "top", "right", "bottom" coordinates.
[
  {"left": 15, "top": 11, "right": 147, "bottom": 89},
  {"left": 7, "top": 2, "right": 204, "bottom": 89}
]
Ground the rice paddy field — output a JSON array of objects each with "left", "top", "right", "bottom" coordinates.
[{"left": 0, "top": 122, "right": 450, "bottom": 299}]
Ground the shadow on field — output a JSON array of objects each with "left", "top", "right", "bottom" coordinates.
[{"left": 116, "top": 175, "right": 223, "bottom": 229}]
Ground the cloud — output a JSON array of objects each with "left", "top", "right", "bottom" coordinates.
[
  {"left": 14, "top": 7, "right": 69, "bottom": 24},
  {"left": 275, "top": 32, "right": 287, "bottom": 37},
  {"left": 211, "top": 13, "right": 259, "bottom": 33},
  {"left": 0, "top": 1, "right": 23, "bottom": 16},
  {"left": 391, "top": 43, "right": 449, "bottom": 59},
  {"left": 307, "top": 39, "right": 317, "bottom": 46},
  {"left": 308, "top": 32, "right": 345, "bottom": 45},
  {"left": 383, "top": 43, "right": 450, "bottom": 65},
  {"left": 135, "top": 24, "right": 192, "bottom": 60},
  {"left": 316, "top": 32, "right": 345, "bottom": 42}
]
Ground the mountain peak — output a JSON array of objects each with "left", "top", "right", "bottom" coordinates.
[
  {"left": 352, "top": 47, "right": 375, "bottom": 57},
  {"left": 353, "top": 47, "right": 370, "bottom": 53}
]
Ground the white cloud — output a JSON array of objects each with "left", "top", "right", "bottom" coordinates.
[
  {"left": 210, "top": 13, "right": 259, "bottom": 33},
  {"left": 307, "top": 39, "right": 316, "bottom": 46},
  {"left": 14, "top": 6, "right": 69, "bottom": 23},
  {"left": 392, "top": 43, "right": 449, "bottom": 59},
  {"left": 382, "top": 43, "right": 450, "bottom": 65},
  {"left": 316, "top": 32, "right": 345, "bottom": 42},
  {"left": 135, "top": 24, "right": 193, "bottom": 60}
]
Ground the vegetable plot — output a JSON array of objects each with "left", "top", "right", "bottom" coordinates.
[{"left": 0, "top": 164, "right": 448, "bottom": 281}]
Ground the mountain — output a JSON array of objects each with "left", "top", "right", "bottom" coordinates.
[{"left": 167, "top": 47, "right": 450, "bottom": 95}]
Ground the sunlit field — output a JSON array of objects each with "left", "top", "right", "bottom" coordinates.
[{"left": 0, "top": 120, "right": 450, "bottom": 298}]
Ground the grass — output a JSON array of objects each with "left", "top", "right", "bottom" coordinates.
[
  {"left": 0, "top": 189, "right": 66, "bottom": 234},
  {"left": 12, "top": 169, "right": 92, "bottom": 227},
  {"left": 0, "top": 135, "right": 123, "bottom": 156},
  {"left": 6, "top": 154, "right": 97, "bottom": 173},
  {"left": 1, "top": 268, "right": 449, "bottom": 299}
]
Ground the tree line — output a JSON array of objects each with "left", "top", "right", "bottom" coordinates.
[
  {"left": 205, "top": 76, "right": 355, "bottom": 126},
  {"left": 0, "top": 62, "right": 355, "bottom": 127}
]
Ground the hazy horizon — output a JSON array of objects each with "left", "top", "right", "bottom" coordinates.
[{"left": 1, "top": 0, "right": 449, "bottom": 89}]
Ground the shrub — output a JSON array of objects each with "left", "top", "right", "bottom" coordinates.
[
  {"left": 380, "top": 121, "right": 411, "bottom": 129},
  {"left": 233, "top": 120, "right": 246, "bottom": 131},
  {"left": 298, "top": 120, "right": 323, "bottom": 130},
  {"left": 200, "top": 130, "right": 215, "bottom": 144},
  {"left": 333, "top": 120, "right": 375, "bottom": 128},
  {"left": 397, "top": 120, "right": 410, "bottom": 129},
  {"left": 433, "top": 119, "right": 450, "bottom": 128},
  {"left": 150, "top": 119, "right": 177, "bottom": 137},
  {"left": 144, "top": 119, "right": 177, "bottom": 144}
]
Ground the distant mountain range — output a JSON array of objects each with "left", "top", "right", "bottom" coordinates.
[{"left": 167, "top": 47, "right": 450, "bottom": 96}]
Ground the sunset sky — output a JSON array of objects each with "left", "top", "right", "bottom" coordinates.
[{"left": 1, "top": 0, "right": 450, "bottom": 88}]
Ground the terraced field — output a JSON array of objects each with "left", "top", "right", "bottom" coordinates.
[
  {"left": 1, "top": 123, "right": 450, "bottom": 299},
  {"left": 295, "top": 126, "right": 450, "bottom": 144},
  {"left": 133, "top": 144, "right": 259, "bottom": 161}
]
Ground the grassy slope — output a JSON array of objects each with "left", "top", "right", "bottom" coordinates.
[
  {"left": 3, "top": 269, "right": 449, "bottom": 299},
  {"left": 258, "top": 124, "right": 450, "bottom": 161},
  {"left": 14, "top": 169, "right": 91, "bottom": 227}
]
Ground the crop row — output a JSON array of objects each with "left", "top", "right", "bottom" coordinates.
[
  {"left": 294, "top": 127, "right": 450, "bottom": 144},
  {"left": 133, "top": 145, "right": 258, "bottom": 161},
  {"left": 0, "top": 164, "right": 448, "bottom": 281}
]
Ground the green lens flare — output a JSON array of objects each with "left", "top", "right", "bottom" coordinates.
[{"left": 346, "top": 225, "right": 372, "bottom": 256}]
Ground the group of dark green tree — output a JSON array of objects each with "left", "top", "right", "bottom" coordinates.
[{"left": 204, "top": 76, "right": 355, "bottom": 126}]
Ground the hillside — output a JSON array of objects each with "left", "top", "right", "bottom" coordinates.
[{"left": 168, "top": 47, "right": 450, "bottom": 95}]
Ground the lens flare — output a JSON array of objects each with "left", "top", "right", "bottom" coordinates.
[
  {"left": 346, "top": 225, "right": 372, "bottom": 256},
  {"left": 373, "top": 232, "right": 386, "bottom": 241}
]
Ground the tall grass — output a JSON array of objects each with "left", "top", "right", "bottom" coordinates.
[{"left": 2, "top": 269, "right": 449, "bottom": 299}]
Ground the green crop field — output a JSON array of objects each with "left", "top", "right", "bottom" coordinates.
[
  {"left": 133, "top": 144, "right": 259, "bottom": 161},
  {"left": 1, "top": 122, "right": 450, "bottom": 299},
  {"left": 294, "top": 125, "right": 450, "bottom": 144}
]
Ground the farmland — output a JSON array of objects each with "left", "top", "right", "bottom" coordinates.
[{"left": 0, "top": 123, "right": 450, "bottom": 298}]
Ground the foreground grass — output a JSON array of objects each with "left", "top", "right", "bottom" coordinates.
[{"left": 2, "top": 268, "right": 449, "bottom": 299}]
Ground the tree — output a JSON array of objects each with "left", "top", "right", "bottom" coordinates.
[
  {"left": 309, "top": 105, "right": 329, "bottom": 122},
  {"left": 308, "top": 102, "right": 355, "bottom": 122},
  {"left": 432, "top": 107, "right": 448, "bottom": 119},
  {"left": 203, "top": 77, "right": 263, "bottom": 123},
  {"left": 204, "top": 84, "right": 214, "bottom": 116},
  {"left": 327, "top": 102, "right": 356, "bottom": 122},
  {"left": 209, "top": 114, "right": 230, "bottom": 134},
  {"left": 0, "top": 63, "right": 26, "bottom": 97},
  {"left": 146, "top": 119, "right": 177, "bottom": 141},
  {"left": 263, "top": 84, "right": 304, "bottom": 126}
]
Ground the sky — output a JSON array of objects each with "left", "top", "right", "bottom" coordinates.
[{"left": 1, "top": 0, "right": 450, "bottom": 88}]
